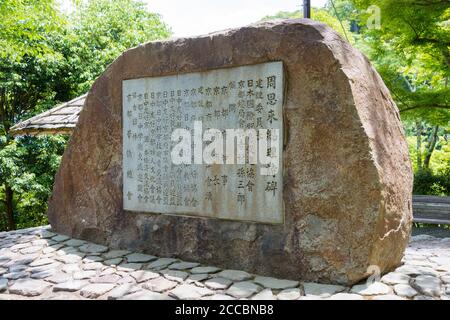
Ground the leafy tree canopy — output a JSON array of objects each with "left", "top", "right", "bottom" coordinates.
[
  {"left": 262, "top": 1, "right": 449, "bottom": 189},
  {"left": 56, "top": 0, "right": 171, "bottom": 97},
  {"left": 0, "top": 0, "right": 65, "bottom": 62}
]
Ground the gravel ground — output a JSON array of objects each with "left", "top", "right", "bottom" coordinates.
[{"left": 412, "top": 226, "right": 450, "bottom": 238}]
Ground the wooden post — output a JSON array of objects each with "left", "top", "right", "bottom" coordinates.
[{"left": 303, "top": 0, "right": 311, "bottom": 18}]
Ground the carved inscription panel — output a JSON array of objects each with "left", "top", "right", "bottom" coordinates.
[{"left": 123, "top": 62, "right": 283, "bottom": 223}]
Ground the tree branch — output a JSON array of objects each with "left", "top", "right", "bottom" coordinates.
[{"left": 410, "top": 0, "right": 450, "bottom": 6}]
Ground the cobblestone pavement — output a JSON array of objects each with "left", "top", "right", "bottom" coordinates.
[{"left": 0, "top": 226, "right": 449, "bottom": 300}]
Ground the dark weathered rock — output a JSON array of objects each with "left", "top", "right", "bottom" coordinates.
[{"left": 48, "top": 19, "right": 413, "bottom": 285}]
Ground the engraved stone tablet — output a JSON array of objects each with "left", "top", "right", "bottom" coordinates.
[{"left": 122, "top": 62, "right": 284, "bottom": 224}]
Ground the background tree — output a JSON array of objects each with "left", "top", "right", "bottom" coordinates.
[
  {"left": 0, "top": 0, "right": 64, "bottom": 61},
  {"left": 0, "top": 0, "right": 65, "bottom": 230},
  {"left": 350, "top": 0, "right": 449, "bottom": 193},
  {"left": 53, "top": 0, "right": 171, "bottom": 99},
  {"left": 0, "top": 136, "right": 66, "bottom": 230},
  {"left": 1, "top": 0, "right": 449, "bottom": 231},
  {"left": 0, "top": 0, "right": 171, "bottom": 231},
  {"left": 261, "top": 7, "right": 354, "bottom": 43}
]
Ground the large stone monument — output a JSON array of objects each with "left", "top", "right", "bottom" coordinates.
[{"left": 47, "top": 19, "right": 413, "bottom": 285}]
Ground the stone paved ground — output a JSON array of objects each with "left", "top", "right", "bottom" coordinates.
[{"left": 0, "top": 226, "right": 449, "bottom": 300}]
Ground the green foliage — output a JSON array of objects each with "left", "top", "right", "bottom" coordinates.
[
  {"left": 348, "top": 0, "right": 450, "bottom": 193},
  {"left": 326, "top": 0, "right": 355, "bottom": 20},
  {"left": 0, "top": 0, "right": 65, "bottom": 62},
  {"left": 407, "top": 133, "right": 450, "bottom": 173},
  {"left": 0, "top": 54, "right": 63, "bottom": 135},
  {"left": 0, "top": 0, "right": 171, "bottom": 230},
  {"left": 413, "top": 168, "right": 450, "bottom": 196},
  {"left": 260, "top": 7, "right": 354, "bottom": 43},
  {"left": 0, "top": 0, "right": 65, "bottom": 135},
  {"left": 350, "top": 0, "right": 450, "bottom": 125},
  {"left": 407, "top": 124, "right": 450, "bottom": 196},
  {"left": 0, "top": 136, "right": 67, "bottom": 230}
]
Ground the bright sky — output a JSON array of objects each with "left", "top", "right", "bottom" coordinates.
[
  {"left": 147, "top": 0, "right": 328, "bottom": 37},
  {"left": 60, "top": 0, "right": 328, "bottom": 38}
]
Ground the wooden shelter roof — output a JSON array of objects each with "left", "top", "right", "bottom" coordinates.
[{"left": 10, "top": 94, "right": 86, "bottom": 136}]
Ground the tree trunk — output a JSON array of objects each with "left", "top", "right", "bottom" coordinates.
[
  {"left": 416, "top": 121, "right": 422, "bottom": 171},
  {"left": 423, "top": 125, "right": 439, "bottom": 169},
  {"left": 5, "top": 185, "right": 15, "bottom": 230}
]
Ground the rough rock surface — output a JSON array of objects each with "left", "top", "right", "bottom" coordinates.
[
  {"left": 1, "top": 226, "right": 448, "bottom": 300},
  {"left": 47, "top": 19, "right": 412, "bottom": 285}
]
